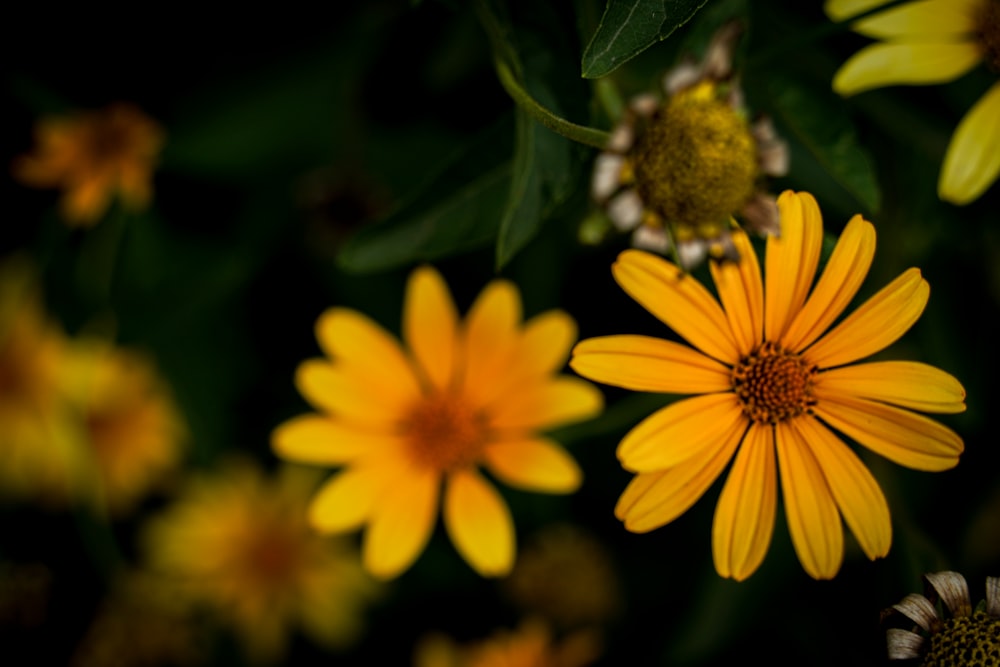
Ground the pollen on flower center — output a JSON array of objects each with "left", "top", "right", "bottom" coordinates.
[
  {"left": 631, "top": 84, "right": 758, "bottom": 231},
  {"left": 402, "top": 392, "right": 488, "bottom": 471},
  {"left": 979, "top": 0, "right": 1000, "bottom": 72},
  {"left": 731, "top": 342, "right": 817, "bottom": 424},
  {"left": 923, "top": 611, "right": 1000, "bottom": 666}
]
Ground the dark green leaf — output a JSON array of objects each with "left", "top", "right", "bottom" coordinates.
[
  {"left": 765, "top": 74, "right": 882, "bottom": 215},
  {"left": 581, "top": 0, "right": 710, "bottom": 79},
  {"left": 336, "top": 118, "right": 515, "bottom": 273}
]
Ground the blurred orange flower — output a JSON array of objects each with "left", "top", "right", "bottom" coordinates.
[
  {"left": 414, "top": 619, "right": 601, "bottom": 667},
  {"left": 13, "top": 103, "right": 164, "bottom": 225},
  {"left": 272, "top": 265, "right": 603, "bottom": 580}
]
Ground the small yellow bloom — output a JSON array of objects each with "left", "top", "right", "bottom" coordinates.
[
  {"left": 272, "top": 266, "right": 603, "bottom": 580},
  {"left": 414, "top": 619, "right": 601, "bottom": 667},
  {"left": 827, "top": 0, "right": 1000, "bottom": 204},
  {"left": 142, "top": 461, "right": 381, "bottom": 664},
  {"left": 571, "top": 190, "right": 965, "bottom": 581},
  {"left": 60, "top": 339, "right": 186, "bottom": 515},
  {"left": 13, "top": 103, "right": 164, "bottom": 225}
]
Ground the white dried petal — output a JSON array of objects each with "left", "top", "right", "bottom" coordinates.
[
  {"left": 663, "top": 60, "right": 701, "bottom": 95},
  {"left": 926, "top": 571, "right": 971, "bottom": 617},
  {"left": 608, "top": 122, "right": 635, "bottom": 153},
  {"left": 892, "top": 594, "right": 940, "bottom": 632},
  {"left": 741, "top": 192, "right": 782, "bottom": 238},
  {"left": 677, "top": 240, "right": 707, "bottom": 270},
  {"left": 607, "top": 190, "right": 644, "bottom": 231},
  {"left": 753, "top": 117, "right": 790, "bottom": 176},
  {"left": 886, "top": 628, "right": 924, "bottom": 660},
  {"left": 986, "top": 576, "right": 1000, "bottom": 618},
  {"left": 631, "top": 224, "right": 671, "bottom": 254},
  {"left": 702, "top": 21, "right": 743, "bottom": 81},
  {"left": 629, "top": 93, "right": 660, "bottom": 118},
  {"left": 592, "top": 153, "right": 625, "bottom": 202}
]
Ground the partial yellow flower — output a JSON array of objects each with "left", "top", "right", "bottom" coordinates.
[
  {"left": 0, "top": 257, "right": 85, "bottom": 505},
  {"left": 591, "top": 22, "right": 788, "bottom": 269},
  {"left": 827, "top": 0, "right": 1000, "bottom": 204},
  {"left": 142, "top": 461, "right": 381, "bottom": 664},
  {"left": 59, "top": 339, "right": 186, "bottom": 515},
  {"left": 272, "top": 265, "right": 603, "bottom": 580},
  {"left": 13, "top": 103, "right": 164, "bottom": 225},
  {"left": 571, "top": 190, "right": 966, "bottom": 581},
  {"left": 414, "top": 619, "right": 601, "bottom": 667}
]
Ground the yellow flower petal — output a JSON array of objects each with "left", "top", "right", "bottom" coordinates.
[
  {"left": 309, "top": 463, "right": 403, "bottom": 533},
  {"left": 848, "top": 0, "right": 981, "bottom": 38},
  {"left": 792, "top": 416, "right": 892, "bottom": 561},
  {"left": 710, "top": 230, "right": 764, "bottom": 357},
  {"left": 939, "top": 81, "right": 1000, "bottom": 205},
  {"left": 443, "top": 469, "right": 515, "bottom": 577},
  {"left": 460, "top": 280, "right": 522, "bottom": 407},
  {"left": 363, "top": 466, "right": 439, "bottom": 579},
  {"left": 776, "top": 422, "right": 844, "bottom": 580},
  {"left": 814, "top": 395, "right": 963, "bottom": 471},
  {"left": 612, "top": 249, "right": 739, "bottom": 364},
  {"left": 766, "top": 191, "right": 823, "bottom": 343},
  {"left": 782, "top": 214, "right": 876, "bottom": 352},
  {"left": 570, "top": 335, "right": 732, "bottom": 394},
  {"left": 295, "top": 360, "right": 413, "bottom": 426},
  {"left": 615, "top": 421, "right": 743, "bottom": 533},
  {"left": 805, "top": 268, "right": 928, "bottom": 368},
  {"left": 271, "top": 415, "right": 398, "bottom": 464},
  {"left": 712, "top": 422, "right": 777, "bottom": 581},
  {"left": 315, "top": 308, "right": 422, "bottom": 402},
  {"left": 488, "top": 377, "right": 603, "bottom": 432},
  {"left": 824, "top": 0, "right": 895, "bottom": 21},
  {"left": 617, "top": 394, "right": 746, "bottom": 472},
  {"left": 815, "top": 361, "right": 966, "bottom": 414},
  {"left": 832, "top": 41, "right": 981, "bottom": 96},
  {"left": 482, "top": 437, "right": 582, "bottom": 493},
  {"left": 405, "top": 266, "right": 458, "bottom": 392}
]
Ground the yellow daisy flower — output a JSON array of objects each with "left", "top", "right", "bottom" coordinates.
[
  {"left": 272, "top": 265, "right": 603, "bottom": 580},
  {"left": 142, "top": 461, "right": 381, "bottom": 664},
  {"left": 13, "top": 103, "right": 164, "bottom": 225},
  {"left": 570, "top": 190, "right": 966, "bottom": 581},
  {"left": 827, "top": 0, "right": 1000, "bottom": 204},
  {"left": 591, "top": 22, "right": 788, "bottom": 268},
  {"left": 414, "top": 619, "right": 601, "bottom": 667},
  {"left": 60, "top": 339, "right": 186, "bottom": 515}
]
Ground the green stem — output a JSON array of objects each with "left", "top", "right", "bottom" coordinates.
[{"left": 494, "top": 59, "right": 611, "bottom": 149}]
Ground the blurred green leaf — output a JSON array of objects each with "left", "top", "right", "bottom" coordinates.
[
  {"left": 766, "top": 74, "right": 882, "bottom": 215},
  {"left": 336, "top": 117, "right": 514, "bottom": 273},
  {"left": 581, "top": 0, "right": 710, "bottom": 78}
]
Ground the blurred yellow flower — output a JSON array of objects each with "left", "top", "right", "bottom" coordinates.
[
  {"left": 827, "top": 0, "right": 1000, "bottom": 204},
  {"left": 571, "top": 190, "right": 966, "bottom": 581},
  {"left": 142, "top": 461, "right": 381, "bottom": 664},
  {"left": 13, "top": 103, "right": 164, "bottom": 225},
  {"left": 272, "top": 265, "right": 603, "bottom": 580},
  {"left": 60, "top": 339, "right": 186, "bottom": 515},
  {"left": 414, "top": 619, "right": 601, "bottom": 667}
]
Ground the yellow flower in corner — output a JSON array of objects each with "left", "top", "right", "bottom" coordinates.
[
  {"left": 571, "top": 190, "right": 966, "bottom": 581},
  {"left": 13, "top": 103, "right": 164, "bottom": 225},
  {"left": 143, "top": 461, "right": 382, "bottom": 663},
  {"left": 272, "top": 266, "right": 603, "bottom": 580},
  {"left": 827, "top": 0, "right": 1000, "bottom": 204}
]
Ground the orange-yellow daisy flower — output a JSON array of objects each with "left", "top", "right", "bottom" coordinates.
[
  {"left": 414, "top": 619, "right": 601, "bottom": 667},
  {"left": 13, "top": 103, "right": 164, "bottom": 225},
  {"left": 142, "top": 461, "right": 382, "bottom": 663},
  {"left": 570, "top": 190, "right": 966, "bottom": 581},
  {"left": 272, "top": 266, "right": 603, "bottom": 580},
  {"left": 827, "top": 0, "right": 1000, "bottom": 204}
]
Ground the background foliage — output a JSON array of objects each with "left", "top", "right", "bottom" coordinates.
[{"left": 3, "top": 0, "right": 998, "bottom": 664}]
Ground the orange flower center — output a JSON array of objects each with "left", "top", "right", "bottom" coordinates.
[
  {"left": 980, "top": 0, "right": 1000, "bottom": 72},
  {"left": 731, "top": 342, "right": 816, "bottom": 424},
  {"left": 244, "top": 523, "right": 301, "bottom": 585},
  {"left": 402, "top": 392, "right": 488, "bottom": 471}
]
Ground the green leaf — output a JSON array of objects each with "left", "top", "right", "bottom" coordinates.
[
  {"left": 581, "top": 0, "right": 710, "bottom": 79},
  {"left": 336, "top": 118, "right": 515, "bottom": 273},
  {"left": 765, "top": 74, "right": 882, "bottom": 215}
]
